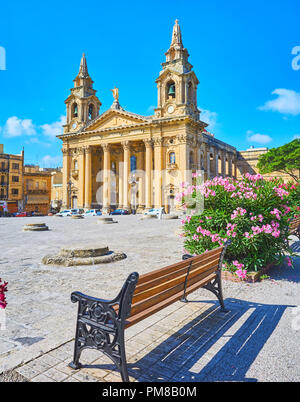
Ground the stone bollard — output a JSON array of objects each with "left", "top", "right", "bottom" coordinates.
[
  {"left": 42, "top": 244, "right": 126, "bottom": 266},
  {"left": 97, "top": 217, "right": 117, "bottom": 224},
  {"left": 23, "top": 223, "right": 49, "bottom": 231},
  {"left": 71, "top": 214, "right": 84, "bottom": 219}
]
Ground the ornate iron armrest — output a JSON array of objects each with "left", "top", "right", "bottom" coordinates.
[
  {"left": 182, "top": 254, "right": 193, "bottom": 260},
  {"left": 69, "top": 273, "right": 139, "bottom": 382},
  {"left": 71, "top": 291, "right": 116, "bottom": 307}
]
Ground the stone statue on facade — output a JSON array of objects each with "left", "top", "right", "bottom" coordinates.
[{"left": 111, "top": 87, "right": 119, "bottom": 102}]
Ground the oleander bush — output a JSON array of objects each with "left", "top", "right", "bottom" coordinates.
[{"left": 176, "top": 173, "right": 299, "bottom": 278}]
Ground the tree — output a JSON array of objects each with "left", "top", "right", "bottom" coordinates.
[{"left": 257, "top": 139, "right": 300, "bottom": 181}]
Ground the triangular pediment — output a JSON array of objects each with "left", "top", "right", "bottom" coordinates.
[{"left": 83, "top": 108, "right": 150, "bottom": 132}]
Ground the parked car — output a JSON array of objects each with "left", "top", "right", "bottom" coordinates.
[
  {"left": 15, "top": 212, "right": 32, "bottom": 217},
  {"left": 56, "top": 209, "right": 84, "bottom": 217},
  {"left": 72, "top": 209, "right": 84, "bottom": 215},
  {"left": 56, "top": 209, "right": 74, "bottom": 217},
  {"left": 83, "top": 209, "right": 102, "bottom": 216},
  {"left": 144, "top": 208, "right": 165, "bottom": 216},
  {"left": 109, "top": 209, "right": 130, "bottom": 215}
]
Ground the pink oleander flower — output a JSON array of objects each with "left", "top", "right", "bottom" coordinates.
[
  {"left": 0, "top": 278, "right": 8, "bottom": 309},
  {"left": 286, "top": 257, "right": 293, "bottom": 267},
  {"left": 211, "top": 234, "right": 220, "bottom": 242},
  {"left": 271, "top": 230, "right": 280, "bottom": 238},
  {"left": 196, "top": 226, "right": 202, "bottom": 233},
  {"left": 192, "top": 234, "right": 199, "bottom": 241},
  {"left": 236, "top": 269, "right": 247, "bottom": 279}
]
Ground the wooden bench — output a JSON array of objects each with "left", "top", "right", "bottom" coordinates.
[
  {"left": 68, "top": 241, "right": 230, "bottom": 382},
  {"left": 288, "top": 215, "right": 300, "bottom": 240}
]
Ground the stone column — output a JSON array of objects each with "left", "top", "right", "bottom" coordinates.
[
  {"left": 78, "top": 147, "right": 85, "bottom": 208},
  {"left": 101, "top": 143, "right": 111, "bottom": 213},
  {"left": 122, "top": 141, "right": 130, "bottom": 210},
  {"left": 232, "top": 155, "right": 237, "bottom": 178},
  {"left": 177, "top": 134, "right": 189, "bottom": 183},
  {"left": 137, "top": 147, "right": 145, "bottom": 211},
  {"left": 143, "top": 139, "right": 153, "bottom": 210},
  {"left": 221, "top": 151, "right": 226, "bottom": 177},
  {"left": 118, "top": 155, "right": 123, "bottom": 208},
  {"left": 62, "top": 146, "right": 70, "bottom": 209},
  {"left": 153, "top": 137, "right": 163, "bottom": 208},
  {"left": 206, "top": 151, "right": 211, "bottom": 179},
  {"left": 228, "top": 153, "right": 233, "bottom": 177},
  {"left": 84, "top": 146, "right": 92, "bottom": 209}
]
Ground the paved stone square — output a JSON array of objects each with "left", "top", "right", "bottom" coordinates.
[{"left": 0, "top": 215, "right": 299, "bottom": 382}]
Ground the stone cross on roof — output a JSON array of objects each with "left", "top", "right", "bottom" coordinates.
[
  {"left": 78, "top": 53, "right": 89, "bottom": 78},
  {"left": 171, "top": 19, "right": 183, "bottom": 47}
]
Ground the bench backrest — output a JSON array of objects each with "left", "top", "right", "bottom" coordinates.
[
  {"left": 124, "top": 246, "right": 225, "bottom": 328},
  {"left": 290, "top": 216, "right": 300, "bottom": 232}
]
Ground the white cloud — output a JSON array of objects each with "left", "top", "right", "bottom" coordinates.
[
  {"left": 200, "top": 108, "right": 218, "bottom": 131},
  {"left": 2, "top": 116, "right": 36, "bottom": 138},
  {"left": 293, "top": 134, "right": 300, "bottom": 139},
  {"left": 147, "top": 105, "right": 156, "bottom": 114},
  {"left": 247, "top": 130, "right": 272, "bottom": 144},
  {"left": 259, "top": 89, "right": 300, "bottom": 116},
  {"left": 41, "top": 155, "right": 62, "bottom": 167},
  {"left": 40, "top": 115, "right": 66, "bottom": 138}
]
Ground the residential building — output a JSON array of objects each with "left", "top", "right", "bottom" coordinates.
[
  {"left": 23, "top": 165, "right": 52, "bottom": 215},
  {"left": 0, "top": 144, "right": 24, "bottom": 213}
]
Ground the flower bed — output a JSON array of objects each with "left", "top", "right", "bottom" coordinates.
[
  {"left": 177, "top": 173, "right": 299, "bottom": 281},
  {"left": 222, "top": 262, "right": 275, "bottom": 283}
]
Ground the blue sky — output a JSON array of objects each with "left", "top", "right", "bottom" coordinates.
[{"left": 0, "top": 0, "right": 299, "bottom": 166}]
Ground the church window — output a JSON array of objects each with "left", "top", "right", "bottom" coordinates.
[
  {"left": 130, "top": 155, "right": 137, "bottom": 172},
  {"left": 88, "top": 104, "right": 94, "bottom": 120},
  {"left": 169, "top": 152, "right": 176, "bottom": 164},
  {"left": 188, "top": 82, "right": 193, "bottom": 103},
  {"left": 74, "top": 160, "right": 78, "bottom": 170},
  {"left": 189, "top": 151, "right": 194, "bottom": 168}
]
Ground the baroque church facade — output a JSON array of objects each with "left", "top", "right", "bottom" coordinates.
[{"left": 58, "top": 20, "right": 237, "bottom": 213}]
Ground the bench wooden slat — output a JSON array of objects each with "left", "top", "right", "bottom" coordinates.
[
  {"left": 129, "top": 265, "right": 218, "bottom": 317},
  {"left": 290, "top": 217, "right": 300, "bottom": 232},
  {"left": 125, "top": 272, "right": 217, "bottom": 328},
  {"left": 133, "top": 251, "right": 221, "bottom": 296},
  {"left": 131, "top": 257, "right": 220, "bottom": 306},
  {"left": 136, "top": 246, "right": 223, "bottom": 286}
]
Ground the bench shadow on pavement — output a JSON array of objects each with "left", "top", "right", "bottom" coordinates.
[
  {"left": 290, "top": 240, "right": 300, "bottom": 254},
  {"left": 81, "top": 298, "right": 295, "bottom": 382}
]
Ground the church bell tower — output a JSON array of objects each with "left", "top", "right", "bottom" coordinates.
[
  {"left": 64, "top": 53, "right": 101, "bottom": 133},
  {"left": 155, "top": 20, "right": 199, "bottom": 120}
]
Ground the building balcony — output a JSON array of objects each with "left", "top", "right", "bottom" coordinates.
[
  {"left": 0, "top": 182, "right": 8, "bottom": 186},
  {"left": 26, "top": 189, "right": 48, "bottom": 195},
  {"left": 0, "top": 168, "right": 9, "bottom": 173}
]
